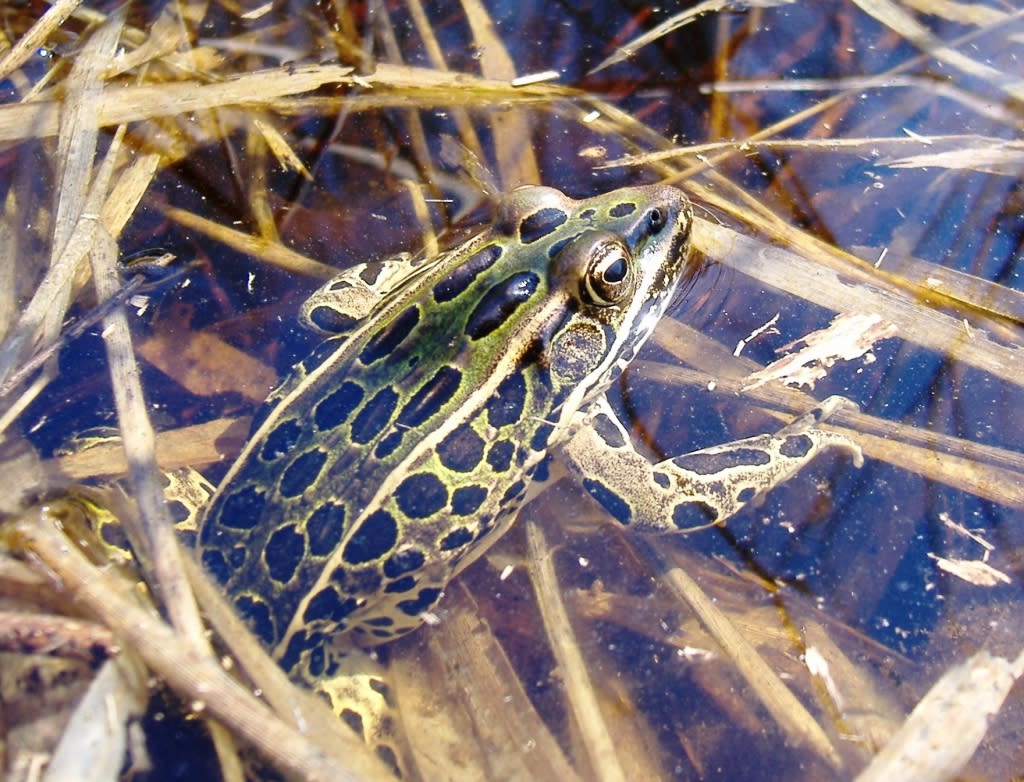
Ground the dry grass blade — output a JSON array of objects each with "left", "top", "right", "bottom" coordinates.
[
  {"left": 0, "top": 15, "right": 122, "bottom": 388},
  {"left": 253, "top": 118, "right": 313, "bottom": 180},
  {"left": 690, "top": 218, "right": 1023, "bottom": 385},
  {"left": 43, "top": 657, "right": 147, "bottom": 782},
  {"left": 632, "top": 538, "right": 842, "bottom": 768},
  {"left": 0, "top": 0, "right": 81, "bottom": 80},
  {"left": 840, "top": 428, "right": 1024, "bottom": 509},
  {"left": 688, "top": 173, "right": 1024, "bottom": 328},
  {"left": 0, "top": 200, "right": 15, "bottom": 341},
  {"left": 105, "top": 5, "right": 194, "bottom": 76},
  {"left": 903, "top": 0, "right": 1008, "bottom": 26},
  {"left": 52, "top": 14, "right": 121, "bottom": 254},
  {"left": 137, "top": 331, "right": 278, "bottom": 404},
  {"left": 89, "top": 201, "right": 205, "bottom": 642},
  {"left": 394, "top": 583, "right": 582, "bottom": 781},
  {"left": 525, "top": 521, "right": 629, "bottom": 782},
  {"left": 885, "top": 140, "right": 1024, "bottom": 175},
  {"left": 4, "top": 512, "right": 386, "bottom": 782},
  {"left": 163, "top": 205, "right": 346, "bottom": 280},
  {"left": 589, "top": 0, "right": 793, "bottom": 74},
  {"left": 100, "top": 152, "right": 162, "bottom": 237},
  {"left": 0, "top": 63, "right": 351, "bottom": 142},
  {"left": 603, "top": 133, "right": 1016, "bottom": 168},
  {"left": 700, "top": 74, "right": 1018, "bottom": 125},
  {"left": 0, "top": 62, "right": 574, "bottom": 144},
  {"left": 374, "top": 9, "right": 442, "bottom": 196},
  {"left": 864, "top": 255, "right": 1024, "bottom": 327},
  {"left": 855, "top": 650, "right": 1024, "bottom": 782},
  {"left": 405, "top": 0, "right": 486, "bottom": 165},
  {"left": 49, "top": 417, "right": 248, "bottom": 481},
  {"left": 851, "top": 0, "right": 1024, "bottom": 100},
  {"left": 798, "top": 623, "right": 904, "bottom": 753},
  {"left": 460, "top": 0, "right": 540, "bottom": 187}
]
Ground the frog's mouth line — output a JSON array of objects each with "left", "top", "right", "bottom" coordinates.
[{"left": 665, "top": 216, "right": 705, "bottom": 314}]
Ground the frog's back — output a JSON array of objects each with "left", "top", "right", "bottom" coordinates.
[{"left": 198, "top": 184, "right": 693, "bottom": 668}]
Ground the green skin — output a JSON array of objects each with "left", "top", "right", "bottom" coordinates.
[{"left": 196, "top": 183, "right": 860, "bottom": 704}]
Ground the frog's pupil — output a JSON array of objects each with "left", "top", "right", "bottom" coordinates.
[{"left": 603, "top": 256, "right": 627, "bottom": 283}]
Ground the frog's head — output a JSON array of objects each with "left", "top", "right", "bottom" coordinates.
[{"left": 535, "top": 185, "right": 696, "bottom": 403}]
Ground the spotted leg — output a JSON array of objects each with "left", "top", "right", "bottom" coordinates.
[
  {"left": 312, "top": 649, "right": 408, "bottom": 778},
  {"left": 300, "top": 253, "right": 426, "bottom": 335},
  {"left": 562, "top": 396, "right": 863, "bottom": 532},
  {"left": 251, "top": 254, "right": 431, "bottom": 415}
]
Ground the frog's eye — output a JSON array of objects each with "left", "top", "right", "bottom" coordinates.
[{"left": 583, "top": 239, "right": 634, "bottom": 306}]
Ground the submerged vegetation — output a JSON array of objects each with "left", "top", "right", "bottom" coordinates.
[{"left": 0, "top": 1, "right": 1022, "bottom": 780}]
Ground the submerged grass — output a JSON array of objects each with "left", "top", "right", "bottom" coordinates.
[{"left": 0, "top": 1, "right": 1021, "bottom": 781}]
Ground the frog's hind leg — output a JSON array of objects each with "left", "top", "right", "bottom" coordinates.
[{"left": 314, "top": 648, "right": 409, "bottom": 779}]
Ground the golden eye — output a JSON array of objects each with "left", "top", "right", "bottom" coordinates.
[{"left": 584, "top": 241, "right": 633, "bottom": 306}]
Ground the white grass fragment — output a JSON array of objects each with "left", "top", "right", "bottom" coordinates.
[
  {"left": 885, "top": 140, "right": 1024, "bottom": 176},
  {"left": 938, "top": 511, "right": 994, "bottom": 553},
  {"left": 855, "top": 650, "right": 1024, "bottom": 782},
  {"left": 43, "top": 659, "right": 148, "bottom": 782},
  {"left": 240, "top": 2, "right": 274, "bottom": 20},
  {"left": 679, "top": 646, "right": 715, "bottom": 662},
  {"left": 734, "top": 313, "right": 779, "bottom": 357},
  {"left": 804, "top": 646, "right": 844, "bottom": 712},
  {"left": 511, "top": 70, "right": 559, "bottom": 86},
  {"left": 743, "top": 312, "right": 897, "bottom": 390},
  {"left": 928, "top": 554, "right": 1011, "bottom": 587}
]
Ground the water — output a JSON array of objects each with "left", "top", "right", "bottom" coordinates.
[{"left": 3, "top": 2, "right": 1022, "bottom": 779}]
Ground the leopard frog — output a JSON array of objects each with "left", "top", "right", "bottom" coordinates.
[{"left": 196, "top": 184, "right": 860, "bottom": 763}]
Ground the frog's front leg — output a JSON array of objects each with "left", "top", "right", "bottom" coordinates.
[
  {"left": 562, "top": 396, "right": 863, "bottom": 532},
  {"left": 300, "top": 254, "right": 418, "bottom": 334}
]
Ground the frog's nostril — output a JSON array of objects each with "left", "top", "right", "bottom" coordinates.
[{"left": 647, "top": 207, "right": 664, "bottom": 232}]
